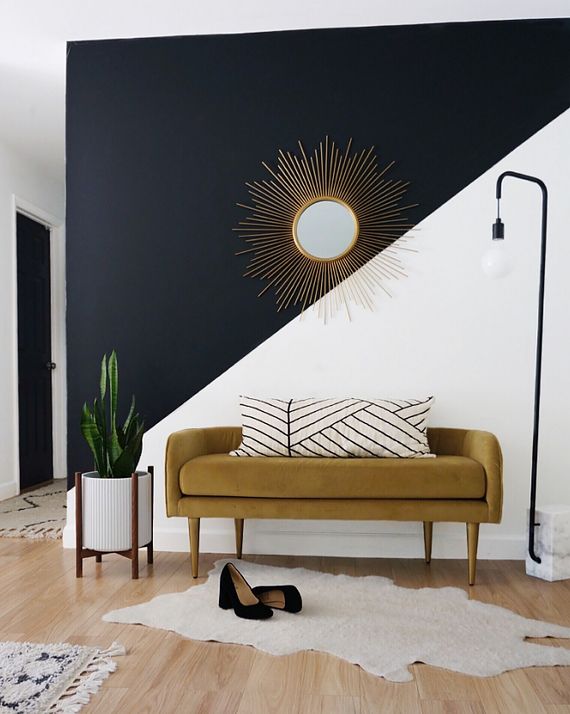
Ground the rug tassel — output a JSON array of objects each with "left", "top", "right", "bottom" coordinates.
[
  {"left": 97, "top": 641, "right": 126, "bottom": 658},
  {"left": 47, "top": 642, "right": 125, "bottom": 713}
]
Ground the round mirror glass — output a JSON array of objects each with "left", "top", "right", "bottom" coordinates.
[{"left": 293, "top": 199, "right": 358, "bottom": 260}]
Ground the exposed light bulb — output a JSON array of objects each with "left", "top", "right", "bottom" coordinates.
[{"left": 481, "top": 241, "right": 512, "bottom": 279}]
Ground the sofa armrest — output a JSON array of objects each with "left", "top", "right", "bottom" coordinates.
[
  {"left": 462, "top": 430, "right": 503, "bottom": 523},
  {"left": 428, "top": 428, "right": 503, "bottom": 523},
  {"left": 165, "top": 427, "right": 242, "bottom": 516}
]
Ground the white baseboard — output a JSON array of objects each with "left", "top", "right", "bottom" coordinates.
[
  {"left": 149, "top": 523, "right": 525, "bottom": 560},
  {"left": 62, "top": 485, "right": 526, "bottom": 560},
  {"left": 0, "top": 480, "right": 18, "bottom": 501},
  {"left": 64, "top": 522, "right": 525, "bottom": 559},
  {"left": 62, "top": 488, "right": 75, "bottom": 548}
]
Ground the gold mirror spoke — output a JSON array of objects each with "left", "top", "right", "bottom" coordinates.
[
  {"left": 360, "top": 181, "right": 410, "bottom": 205},
  {"left": 247, "top": 181, "right": 299, "bottom": 212},
  {"left": 277, "top": 151, "right": 313, "bottom": 205},
  {"left": 287, "top": 152, "right": 316, "bottom": 201},
  {"left": 241, "top": 213, "right": 294, "bottom": 227},
  {"left": 328, "top": 145, "right": 341, "bottom": 195},
  {"left": 238, "top": 238, "right": 293, "bottom": 257},
  {"left": 380, "top": 249, "right": 406, "bottom": 263},
  {"left": 357, "top": 211, "right": 411, "bottom": 223},
  {"left": 245, "top": 246, "right": 298, "bottom": 274},
  {"left": 307, "top": 155, "right": 321, "bottom": 197},
  {"left": 235, "top": 231, "right": 290, "bottom": 240},
  {"left": 340, "top": 151, "right": 379, "bottom": 201},
  {"left": 236, "top": 218, "right": 292, "bottom": 229},
  {"left": 329, "top": 259, "right": 350, "bottom": 319},
  {"left": 338, "top": 253, "right": 374, "bottom": 307},
  {"left": 245, "top": 251, "right": 299, "bottom": 278},
  {"left": 237, "top": 202, "right": 294, "bottom": 223},
  {"left": 356, "top": 235, "right": 396, "bottom": 249},
  {"left": 333, "top": 142, "right": 355, "bottom": 198},
  {"left": 245, "top": 198, "right": 296, "bottom": 219},
  {"left": 261, "top": 257, "right": 307, "bottom": 298},
  {"left": 278, "top": 257, "right": 320, "bottom": 311},
  {"left": 353, "top": 195, "right": 415, "bottom": 219},
  {"left": 342, "top": 167, "right": 384, "bottom": 205},
  {"left": 242, "top": 235, "right": 293, "bottom": 245}
]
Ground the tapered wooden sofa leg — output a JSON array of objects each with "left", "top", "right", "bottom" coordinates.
[
  {"left": 189, "top": 518, "right": 200, "bottom": 579},
  {"left": 423, "top": 521, "right": 433, "bottom": 564},
  {"left": 235, "top": 518, "right": 244, "bottom": 559},
  {"left": 467, "top": 522, "right": 480, "bottom": 586}
]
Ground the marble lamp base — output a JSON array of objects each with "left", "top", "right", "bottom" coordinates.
[{"left": 526, "top": 505, "right": 570, "bottom": 582}]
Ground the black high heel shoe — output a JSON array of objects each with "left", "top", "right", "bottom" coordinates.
[
  {"left": 252, "top": 585, "right": 302, "bottom": 613},
  {"left": 218, "top": 563, "right": 273, "bottom": 620}
]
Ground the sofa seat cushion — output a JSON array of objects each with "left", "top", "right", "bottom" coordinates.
[{"left": 179, "top": 454, "right": 486, "bottom": 500}]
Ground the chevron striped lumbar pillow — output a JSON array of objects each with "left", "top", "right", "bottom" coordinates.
[{"left": 230, "top": 396, "right": 434, "bottom": 458}]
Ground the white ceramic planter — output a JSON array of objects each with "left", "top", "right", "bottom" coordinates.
[{"left": 81, "top": 471, "right": 152, "bottom": 552}]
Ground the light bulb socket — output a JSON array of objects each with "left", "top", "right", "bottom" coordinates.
[{"left": 492, "top": 218, "right": 504, "bottom": 240}]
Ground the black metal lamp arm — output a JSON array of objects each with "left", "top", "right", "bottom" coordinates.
[{"left": 494, "top": 171, "right": 548, "bottom": 564}]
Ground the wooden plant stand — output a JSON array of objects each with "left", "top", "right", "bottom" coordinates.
[{"left": 75, "top": 466, "right": 154, "bottom": 579}]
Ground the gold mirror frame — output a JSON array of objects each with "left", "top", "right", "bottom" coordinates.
[
  {"left": 292, "top": 197, "right": 359, "bottom": 261},
  {"left": 235, "top": 136, "right": 416, "bottom": 319}
]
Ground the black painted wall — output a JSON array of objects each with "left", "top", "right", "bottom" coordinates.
[{"left": 66, "top": 19, "right": 570, "bottom": 482}]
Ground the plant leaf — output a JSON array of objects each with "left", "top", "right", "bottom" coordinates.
[
  {"left": 107, "top": 432, "right": 122, "bottom": 476},
  {"left": 81, "top": 402, "right": 106, "bottom": 475},
  {"left": 124, "top": 413, "right": 140, "bottom": 445},
  {"left": 111, "top": 421, "right": 145, "bottom": 477},
  {"left": 92, "top": 397, "right": 109, "bottom": 473},
  {"left": 108, "top": 350, "right": 118, "bottom": 434},
  {"left": 93, "top": 398, "right": 106, "bottom": 441},
  {"left": 132, "top": 420, "right": 145, "bottom": 466},
  {"left": 123, "top": 395, "right": 136, "bottom": 435},
  {"left": 99, "top": 353, "right": 107, "bottom": 402}
]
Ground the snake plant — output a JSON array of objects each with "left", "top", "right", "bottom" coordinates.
[{"left": 80, "top": 351, "right": 144, "bottom": 478}]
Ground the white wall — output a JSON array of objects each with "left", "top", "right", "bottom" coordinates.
[
  {"left": 0, "top": 140, "right": 64, "bottom": 500},
  {"left": 64, "top": 110, "right": 570, "bottom": 560}
]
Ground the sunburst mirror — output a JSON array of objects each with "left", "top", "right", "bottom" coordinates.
[{"left": 235, "top": 137, "right": 416, "bottom": 319}]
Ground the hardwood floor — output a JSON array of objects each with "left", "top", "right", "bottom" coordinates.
[{"left": 1, "top": 539, "right": 569, "bottom": 713}]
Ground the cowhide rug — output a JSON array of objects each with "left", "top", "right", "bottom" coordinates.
[{"left": 103, "top": 559, "right": 570, "bottom": 682}]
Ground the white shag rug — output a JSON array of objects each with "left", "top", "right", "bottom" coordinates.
[
  {"left": 103, "top": 559, "right": 570, "bottom": 682},
  {"left": 0, "top": 483, "right": 66, "bottom": 540},
  {"left": 0, "top": 640, "right": 124, "bottom": 713}
]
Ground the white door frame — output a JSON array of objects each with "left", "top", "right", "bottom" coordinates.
[{"left": 11, "top": 194, "right": 67, "bottom": 489}]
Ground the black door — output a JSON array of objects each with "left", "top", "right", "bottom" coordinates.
[{"left": 17, "top": 213, "right": 53, "bottom": 489}]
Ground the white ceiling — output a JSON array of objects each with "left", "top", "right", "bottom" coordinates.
[{"left": 1, "top": 0, "right": 568, "bottom": 182}]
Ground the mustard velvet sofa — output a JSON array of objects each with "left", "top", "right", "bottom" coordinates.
[{"left": 165, "top": 426, "right": 502, "bottom": 585}]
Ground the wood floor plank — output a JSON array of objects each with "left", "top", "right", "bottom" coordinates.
[
  {"left": 82, "top": 687, "right": 129, "bottom": 713},
  {"left": 414, "top": 666, "right": 482, "bottom": 702},
  {"left": 297, "top": 694, "right": 361, "bottom": 713},
  {"left": 300, "top": 650, "right": 360, "bottom": 696},
  {"left": 244, "top": 650, "right": 307, "bottom": 694},
  {"left": 419, "top": 702, "right": 486, "bottom": 713},
  {"left": 475, "top": 669, "right": 551, "bottom": 714},
  {"left": 182, "top": 690, "right": 243, "bottom": 713},
  {"left": 1, "top": 539, "right": 570, "bottom": 714},
  {"left": 360, "top": 669, "right": 422, "bottom": 714},
  {"left": 237, "top": 687, "right": 300, "bottom": 714},
  {"left": 240, "top": 650, "right": 306, "bottom": 712},
  {"left": 525, "top": 666, "right": 570, "bottom": 704},
  {"left": 183, "top": 640, "right": 256, "bottom": 692}
]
